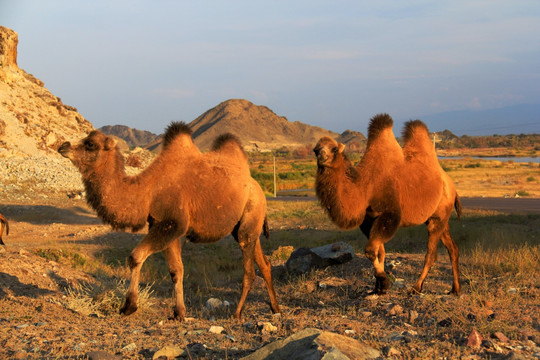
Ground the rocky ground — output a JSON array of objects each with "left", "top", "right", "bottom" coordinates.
[{"left": 0, "top": 156, "right": 539, "bottom": 359}]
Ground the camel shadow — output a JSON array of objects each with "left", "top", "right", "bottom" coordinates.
[
  {"left": 0, "top": 204, "right": 100, "bottom": 225},
  {"left": 0, "top": 272, "right": 56, "bottom": 299}
]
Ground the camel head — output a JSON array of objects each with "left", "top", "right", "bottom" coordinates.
[
  {"left": 58, "top": 131, "right": 119, "bottom": 174},
  {"left": 313, "top": 137, "right": 345, "bottom": 168}
]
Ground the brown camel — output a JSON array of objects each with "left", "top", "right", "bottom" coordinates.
[
  {"left": 58, "top": 122, "right": 280, "bottom": 320},
  {"left": 0, "top": 213, "right": 8, "bottom": 245},
  {"left": 314, "top": 114, "right": 461, "bottom": 295}
]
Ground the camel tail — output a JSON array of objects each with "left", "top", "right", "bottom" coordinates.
[
  {"left": 263, "top": 215, "right": 270, "bottom": 240},
  {"left": 367, "top": 113, "right": 393, "bottom": 141},
  {"left": 454, "top": 194, "right": 463, "bottom": 221},
  {"left": 162, "top": 121, "right": 193, "bottom": 149}
]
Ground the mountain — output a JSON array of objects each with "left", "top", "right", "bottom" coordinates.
[
  {"left": 0, "top": 27, "right": 93, "bottom": 157},
  {"left": 419, "top": 104, "right": 540, "bottom": 136},
  {"left": 189, "top": 99, "right": 341, "bottom": 151},
  {"left": 99, "top": 125, "right": 159, "bottom": 148}
]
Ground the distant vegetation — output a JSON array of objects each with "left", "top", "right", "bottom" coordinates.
[{"left": 435, "top": 132, "right": 540, "bottom": 151}]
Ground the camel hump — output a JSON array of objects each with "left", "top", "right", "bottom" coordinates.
[
  {"left": 367, "top": 113, "right": 393, "bottom": 140},
  {"left": 211, "top": 133, "right": 247, "bottom": 157},
  {"left": 162, "top": 121, "right": 193, "bottom": 149},
  {"left": 402, "top": 120, "right": 430, "bottom": 143}
]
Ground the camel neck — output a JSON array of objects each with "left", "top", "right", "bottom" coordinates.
[
  {"left": 315, "top": 156, "right": 366, "bottom": 229},
  {"left": 83, "top": 153, "right": 150, "bottom": 232}
]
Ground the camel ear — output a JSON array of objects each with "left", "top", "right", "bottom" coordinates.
[
  {"left": 338, "top": 143, "right": 345, "bottom": 153},
  {"left": 104, "top": 136, "right": 117, "bottom": 151}
]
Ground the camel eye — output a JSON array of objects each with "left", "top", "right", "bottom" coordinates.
[
  {"left": 85, "top": 141, "right": 97, "bottom": 151},
  {"left": 331, "top": 147, "right": 338, "bottom": 154}
]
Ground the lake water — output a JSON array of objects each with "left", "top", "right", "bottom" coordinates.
[{"left": 439, "top": 156, "right": 539, "bottom": 163}]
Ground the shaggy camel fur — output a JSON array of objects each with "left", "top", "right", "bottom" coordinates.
[
  {"left": 0, "top": 213, "right": 8, "bottom": 245},
  {"left": 59, "top": 122, "right": 280, "bottom": 320},
  {"left": 314, "top": 114, "right": 461, "bottom": 295}
]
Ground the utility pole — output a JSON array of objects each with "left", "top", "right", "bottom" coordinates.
[
  {"left": 273, "top": 155, "right": 277, "bottom": 198},
  {"left": 432, "top": 133, "right": 441, "bottom": 149}
]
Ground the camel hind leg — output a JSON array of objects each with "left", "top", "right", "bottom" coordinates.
[
  {"left": 412, "top": 217, "right": 443, "bottom": 294},
  {"left": 233, "top": 233, "right": 279, "bottom": 319},
  {"left": 253, "top": 236, "right": 280, "bottom": 314},
  {"left": 440, "top": 224, "right": 460, "bottom": 294},
  {"left": 232, "top": 195, "right": 279, "bottom": 319},
  {"left": 120, "top": 219, "right": 183, "bottom": 316},
  {"left": 413, "top": 216, "right": 461, "bottom": 295}
]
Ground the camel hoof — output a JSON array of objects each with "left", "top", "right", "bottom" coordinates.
[
  {"left": 448, "top": 289, "right": 461, "bottom": 296},
  {"left": 120, "top": 301, "right": 138, "bottom": 316},
  {"left": 171, "top": 308, "right": 185, "bottom": 322}
]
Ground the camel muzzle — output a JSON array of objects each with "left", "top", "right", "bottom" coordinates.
[{"left": 58, "top": 141, "right": 72, "bottom": 158}]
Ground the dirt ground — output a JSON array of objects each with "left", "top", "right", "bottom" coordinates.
[{"left": 0, "top": 195, "right": 539, "bottom": 359}]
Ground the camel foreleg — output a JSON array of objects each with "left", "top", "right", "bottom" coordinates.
[
  {"left": 120, "top": 219, "right": 181, "bottom": 316},
  {"left": 365, "top": 212, "right": 400, "bottom": 295},
  {"left": 163, "top": 239, "right": 186, "bottom": 320}
]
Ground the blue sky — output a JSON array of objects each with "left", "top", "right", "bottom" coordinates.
[{"left": 1, "top": 1, "right": 539, "bottom": 135}]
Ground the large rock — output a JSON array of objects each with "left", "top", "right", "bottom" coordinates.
[
  {"left": 0, "top": 26, "right": 93, "bottom": 158},
  {"left": 286, "top": 242, "right": 355, "bottom": 275},
  {"left": 241, "top": 328, "right": 380, "bottom": 360}
]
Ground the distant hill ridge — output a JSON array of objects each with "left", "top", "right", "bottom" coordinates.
[
  {"left": 102, "top": 99, "right": 367, "bottom": 152},
  {"left": 98, "top": 125, "right": 159, "bottom": 148},
  {"left": 189, "top": 99, "right": 346, "bottom": 151}
]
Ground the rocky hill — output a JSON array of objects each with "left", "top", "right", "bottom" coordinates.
[
  {"left": 189, "top": 99, "right": 344, "bottom": 151},
  {"left": 99, "top": 125, "right": 159, "bottom": 148},
  {"left": 0, "top": 26, "right": 93, "bottom": 158}
]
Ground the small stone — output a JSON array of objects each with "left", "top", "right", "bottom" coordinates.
[
  {"left": 492, "top": 331, "right": 510, "bottom": 343},
  {"left": 344, "top": 329, "right": 356, "bottom": 335},
  {"left": 438, "top": 318, "right": 452, "bottom": 327},
  {"left": 409, "top": 310, "right": 419, "bottom": 323},
  {"left": 258, "top": 321, "right": 277, "bottom": 334},
  {"left": 467, "top": 328, "right": 483, "bottom": 348},
  {"left": 209, "top": 325, "right": 225, "bottom": 334},
  {"left": 122, "top": 343, "right": 137, "bottom": 352},
  {"left": 205, "top": 298, "right": 223, "bottom": 310},
  {"left": 383, "top": 346, "right": 401, "bottom": 356},
  {"left": 388, "top": 304, "right": 403, "bottom": 316},
  {"left": 152, "top": 345, "right": 184, "bottom": 360}
]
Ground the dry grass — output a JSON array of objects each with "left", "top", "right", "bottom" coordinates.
[{"left": 440, "top": 158, "right": 540, "bottom": 197}]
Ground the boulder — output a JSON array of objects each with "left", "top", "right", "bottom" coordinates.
[
  {"left": 241, "top": 328, "right": 380, "bottom": 360},
  {"left": 286, "top": 242, "right": 355, "bottom": 275}
]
